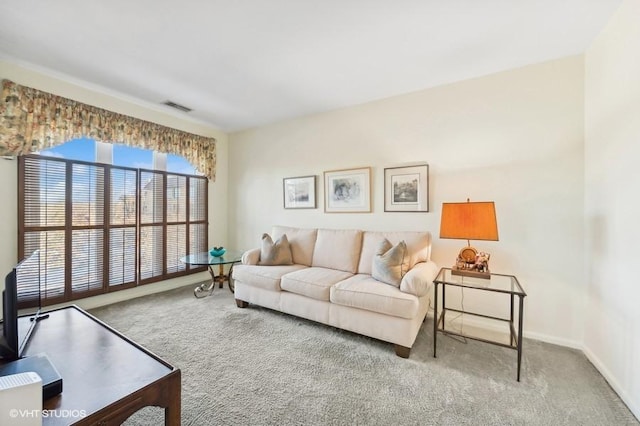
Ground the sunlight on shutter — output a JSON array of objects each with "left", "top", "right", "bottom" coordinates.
[
  {"left": 22, "top": 157, "right": 67, "bottom": 304},
  {"left": 140, "top": 171, "right": 164, "bottom": 281},
  {"left": 109, "top": 167, "right": 138, "bottom": 287}
]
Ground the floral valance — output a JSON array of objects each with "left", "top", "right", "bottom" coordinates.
[{"left": 0, "top": 79, "right": 216, "bottom": 181}]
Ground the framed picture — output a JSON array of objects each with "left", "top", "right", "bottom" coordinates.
[
  {"left": 324, "top": 167, "right": 371, "bottom": 213},
  {"left": 384, "top": 164, "right": 429, "bottom": 212},
  {"left": 283, "top": 175, "right": 316, "bottom": 209}
]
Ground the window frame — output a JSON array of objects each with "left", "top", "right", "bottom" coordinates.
[{"left": 18, "top": 154, "right": 208, "bottom": 306}]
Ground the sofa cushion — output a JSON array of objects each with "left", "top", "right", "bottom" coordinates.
[
  {"left": 233, "top": 264, "right": 307, "bottom": 291},
  {"left": 259, "top": 233, "right": 293, "bottom": 265},
  {"left": 281, "top": 267, "right": 353, "bottom": 301},
  {"left": 358, "top": 231, "right": 431, "bottom": 274},
  {"left": 330, "top": 274, "right": 420, "bottom": 319},
  {"left": 272, "top": 226, "right": 317, "bottom": 266},
  {"left": 372, "top": 239, "right": 409, "bottom": 287},
  {"left": 312, "top": 228, "right": 363, "bottom": 273}
]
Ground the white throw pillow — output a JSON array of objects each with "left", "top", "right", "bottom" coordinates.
[
  {"left": 371, "top": 239, "right": 409, "bottom": 287},
  {"left": 258, "top": 233, "right": 293, "bottom": 265}
]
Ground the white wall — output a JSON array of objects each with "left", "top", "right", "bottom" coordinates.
[
  {"left": 0, "top": 60, "right": 228, "bottom": 313},
  {"left": 584, "top": 0, "right": 640, "bottom": 419},
  {"left": 229, "top": 56, "right": 586, "bottom": 347}
]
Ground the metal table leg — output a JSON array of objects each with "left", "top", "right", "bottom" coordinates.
[
  {"left": 193, "top": 263, "right": 237, "bottom": 298},
  {"left": 517, "top": 295, "right": 524, "bottom": 381},
  {"left": 433, "top": 282, "right": 438, "bottom": 358}
]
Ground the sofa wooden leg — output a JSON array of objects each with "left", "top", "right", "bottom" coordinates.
[
  {"left": 394, "top": 344, "right": 411, "bottom": 358},
  {"left": 235, "top": 299, "right": 249, "bottom": 308}
]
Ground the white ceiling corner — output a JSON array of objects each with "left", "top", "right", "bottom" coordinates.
[{"left": 0, "top": 0, "right": 623, "bottom": 132}]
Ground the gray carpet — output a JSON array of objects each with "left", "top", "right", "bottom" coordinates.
[{"left": 90, "top": 284, "right": 638, "bottom": 426}]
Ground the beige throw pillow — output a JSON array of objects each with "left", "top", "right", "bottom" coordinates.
[
  {"left": 259, "top": 233, "right": 293, "bottom": 265},
  {"left": 372, "top": 239, "right": 409, "bottom": 287}
]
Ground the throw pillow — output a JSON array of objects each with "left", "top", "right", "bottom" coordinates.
[
  {"left": 371, "top": 239, "right": 409, "bottom": 287},
  {"left": 258, "top": 233, "right": 294, "bottom": 265}
]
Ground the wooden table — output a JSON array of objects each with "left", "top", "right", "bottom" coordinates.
[{"left": 23, "top": 306, "right": 181, "bottom": 425}]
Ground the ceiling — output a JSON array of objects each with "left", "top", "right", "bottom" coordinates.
[{"left": 0, "top": 0, "right": 622, "bottom": 133}]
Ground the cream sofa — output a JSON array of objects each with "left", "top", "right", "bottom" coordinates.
[{"left": 232, "top": 226, "right": 438, "bottom": 358}]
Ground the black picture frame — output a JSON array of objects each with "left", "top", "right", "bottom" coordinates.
[{"left": 384, "top": 164, "right": 429, "bottom": 212}]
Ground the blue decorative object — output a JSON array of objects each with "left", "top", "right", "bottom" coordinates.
[{"left": 209, "top": 247, "right": 226, "bottom": 257}]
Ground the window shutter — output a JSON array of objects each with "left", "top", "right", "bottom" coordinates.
[
  {"left": 19, "top": 153, "right": 208, "bottom": 304},
  {"left": 188, "top": 176, "right": 208, "bottom": 272},
  {"left": 70, "top": 163, "right": 105, "bottom": 296},
  {"left": 166, "top": 175, "right": 187, "bottom": 274},
  {"left": 71, "top": 229, "right": 103, "bottom": 294},
  {"left": 140, "top": 171, "right": 165, "bottom": 282},
  {"left": 20, "top": 157, "right": 67, "bottom": 305},
  {"left": 166, "top": 224, "right": 187, "bottom": 274},
  {"left": 23, "top": 157, "right": 66, "bottom": 227},
  {"left": 109, "top": 167, "right": 138, "bottom": 287}
]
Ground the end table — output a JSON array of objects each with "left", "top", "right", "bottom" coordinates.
[
  {"left": 433, "top": 267, "right": 527, "bottom": 381},
  {"left": 180, "top": 250, "right": 243, "bottom": 298}
]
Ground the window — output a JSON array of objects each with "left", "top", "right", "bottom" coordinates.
[{"left": 19, "top": 142, "right": 208, "bottom": 305}]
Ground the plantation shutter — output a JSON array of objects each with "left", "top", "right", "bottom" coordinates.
[
  {"left": 19, "top": 154, "right": 208, "bottom": 305},
  {"left": 108, "top": 167, "right": 138, "bottom": 288},
  {"left": 70, "top": 163, "right": 105, "bottom": 296},
  {"left": 188, "top": 176, "right": 208, "bottom": 272},
  {"left": 20, "top": 156, "right": 67, "bottom": 305},
  {"left": 166, "top": 174, "right": 187, "bottom": 274},
  {"left": 140, "top": 171, "right": 165, "bottom": 282}
]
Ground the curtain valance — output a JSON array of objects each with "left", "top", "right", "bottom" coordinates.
[{"left": 0, "top": 79, "right": 216, "bottom": 181}]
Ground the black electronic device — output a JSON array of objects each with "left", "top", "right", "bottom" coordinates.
[
  {"left": 0, "top": 250, "right": 45, "bottom": 360},
  {"left": 0, "top": 353, "right": 62, "bottom": 400},
  {"left": 0, "top": 250, "right": 62, "bottom": 399}
]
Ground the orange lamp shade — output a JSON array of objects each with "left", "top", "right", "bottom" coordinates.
[{"left": 439, "top": 201, "right": 499, "bottom": 241}]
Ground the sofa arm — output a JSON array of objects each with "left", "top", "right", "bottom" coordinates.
[
  {"left": 400, "top": 260, "right": 439, "bottom": 297},
  {"left": 241, "top": 248, "right": 261, "bottom": 265}
]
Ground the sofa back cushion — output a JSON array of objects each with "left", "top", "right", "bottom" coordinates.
[
  {"left": 358, "top": 231, "right": 431, "bottom": 274},
  {"left": 312, "top": 228, "right": 363, "bottom": 273},
  {"left": 272, "top": 226, "right": 317, "bottom": 266}
]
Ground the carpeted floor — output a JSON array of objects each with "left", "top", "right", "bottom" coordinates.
[{"left": 90, "top": 284, "right": 638, "bottom": 426}]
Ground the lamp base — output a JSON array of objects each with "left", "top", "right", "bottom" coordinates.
[{"left": 451, "top": 266, "right": 491, "bottom": 279}]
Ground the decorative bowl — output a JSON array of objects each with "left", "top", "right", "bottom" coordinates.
[{"left": 209, "top": 247, "right": 226, "bottom": 257}]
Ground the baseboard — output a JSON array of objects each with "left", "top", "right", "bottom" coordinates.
[
  {"left": 521, "top": 330, "right": 583, "bottom": 350},
  {"left": 426, "top": 308, "right": 637, "bottom": 420},
  {"left": 44, "top": 273, "right": 209, "bottom": 312},
  {"left": 582, "top": 345, "right": 640, "bottom": 422},
  {"left": 428, "top": 310, "right": 583, "bottom": 349}
]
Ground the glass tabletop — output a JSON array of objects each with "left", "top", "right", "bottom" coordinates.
[
  {"left": 434, "top": 268, "right": 526, "bottom": 296},
  {"left": 180, "top": 250, "right": 244, "bottom": 266}
]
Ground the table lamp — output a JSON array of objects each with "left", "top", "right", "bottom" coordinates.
[{"left": 439, "top": 199, "right": 498, "bottom": 279}]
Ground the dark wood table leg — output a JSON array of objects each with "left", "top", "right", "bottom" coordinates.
[
  {"left": 218, "top": 264, "right": 224, "bottom": 288},
  {"left": 164, "top": 370, "right": 181, "bottom": 426}
]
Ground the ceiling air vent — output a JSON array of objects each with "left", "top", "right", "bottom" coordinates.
[{"left": 163, "top": 101, "right": 192, "bottom": 113}]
